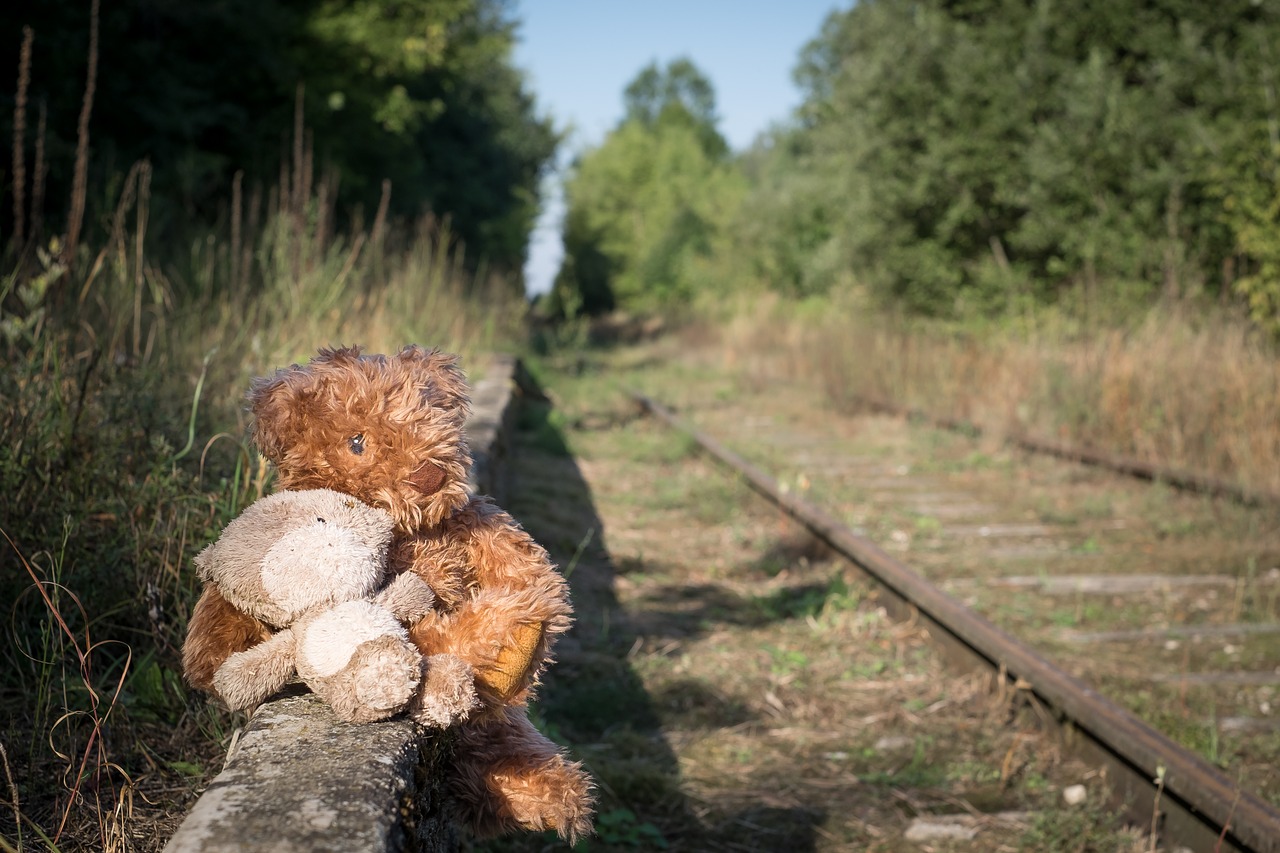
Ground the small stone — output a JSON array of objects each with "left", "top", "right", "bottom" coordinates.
[
  {"left": 1063, "top": 784, "right": 1087, "bottom": 806},
  {"left": 874, "top": 735, "right": 913, "bottom": 752},
  {"left": 904, "top": 818, "right": 977, "bottom": 842},
  {"left": 1164, "top": 640, "right": 1180, "bottom": 651}
]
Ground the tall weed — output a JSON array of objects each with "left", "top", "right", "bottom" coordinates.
[{"left": 1, "top": 105, "right": 523, "bottom": 848}]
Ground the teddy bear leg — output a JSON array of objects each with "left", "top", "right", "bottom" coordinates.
[
  {"left": 183, "top": 584, "right": 271, "bottom": 695},
  {"left": 409, "top": 653, "right": 480, "bottom": 728},
  {"left": 450, "top": 709, "right": 595, "bottom": 843},
  {"left": 320, "top": 635, "right": 423, "bottom": 724}
]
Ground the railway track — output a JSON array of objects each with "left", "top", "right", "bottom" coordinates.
[{"left": 631, "top": 390, "right": 1280, "bottom": 853}]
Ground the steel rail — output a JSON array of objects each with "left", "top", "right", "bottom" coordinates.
[
  {"left": 633, "top": 391, "right": 1280, "bottom": 853},
  {"left": 852, "top": 395, "right": 1280, "bottom": 508}
]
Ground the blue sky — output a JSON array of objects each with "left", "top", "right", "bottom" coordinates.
[{"left": 512, "top": 1, "right": 846, "bottom": 295}]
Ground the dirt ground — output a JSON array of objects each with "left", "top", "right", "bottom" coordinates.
[{"left": 475, "top": 337, "right": 1273, "bottom": 852}]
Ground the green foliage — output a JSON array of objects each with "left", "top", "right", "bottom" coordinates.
[
  {"left": 713, "top": 130, "right": 840, "bottom": 299},
  {"left": 624, "top": 58, "right": 727, "bottom": 160},
  {"left": 579, "top": 807, "right": 669, "bottom": 849},
  {"left": 1212, "top": 124, "right": 1280, "bottom": 337},
  {"left": 552, "top": 59, "right": 741, "bottom": 316},
  {"left": 546, "top": 0, "right": 1280, "bottom": 329},
  {"left": 0, "top": 239, "right": 63, "bottom": 343},
  {"left": 0, "top": 0, "right": 554, "bottom": 277},
  {"left": 0, "top": 314, "right": 253, "bottom": 843}
]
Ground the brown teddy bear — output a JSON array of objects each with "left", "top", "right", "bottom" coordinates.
[
  {"left": 182, "top": 345, "right": 594, "bottom": 842},
  {"left": 192, "top": 487, "right": 478, "bottom": 726}
]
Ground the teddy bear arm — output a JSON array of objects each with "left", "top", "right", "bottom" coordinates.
[
  {"left": 409, "top": 594, "right": 548, "bottom": 706},
  {"left": 480, "top": 623, "right": 545, "bottom": 703},
  {"left": 212, "top": 629, "right": 298, "bottom": 711},
  {"left": 473, "top": 511, "right": 572, "bottom": 613},
  {"left": 413, "top": 507, "right": 574, "bottom": 703},
  {"left": 183, "top": 584, "right": 272, "bottom": 694},
  {"left": 375, "top": 572, "right": 436, "bottom": 624}
]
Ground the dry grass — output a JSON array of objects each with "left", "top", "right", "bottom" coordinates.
[
  {"left": 708, "top": 292, "right": 1280, "bottom": 497},
  {"left": 64, "top": 0, "right": 98, "bottom": 261},
  {"left": 11, "top": 25, "right": 31, "bottom": 250}
]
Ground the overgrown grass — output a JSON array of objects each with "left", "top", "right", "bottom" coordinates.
[
  {"left": 706, "top": 291, "right": 1280, "bottom": 497},
  {"left": 488, "top": 346, "right": 1162, "bottom": 852},
  {"left": 1, "top": 110, "right": 524, "bottom": 849}
]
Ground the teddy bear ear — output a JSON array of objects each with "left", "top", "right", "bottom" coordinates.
[
  {"left": 395, "top": 345, "right": 471, "bottom": 413},
  {"left": 193, "top": 545, "right": 213, "bottom": 582},
  {"left": 246, "top": 364, "right": 319, "bottom": 463}
]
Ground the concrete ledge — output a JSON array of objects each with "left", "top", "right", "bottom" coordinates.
[
  {"left": 167, "top": 354, "right": 525, "bottom": 852},
  {"left": 466, "top": 353, "right": 520, "bottom": 504},
  {"left": 165, "top": 692, "right": 451, "bottom": 852}
]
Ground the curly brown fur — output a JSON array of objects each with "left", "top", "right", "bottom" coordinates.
[
  {"left": 248, "top": 345, "right": 473, "bottom": 531},
  {"left": 183, "top": 585, "right": 271, "bottom": 696},
  {"left": 411, "top": 653, "right": 482, "bottom": 728},
  {"left": 451, "top": 709, "right": 596, "bottom": 843},
  {"left": 399, "top": 500, "right": 573, "bottom": 705}
]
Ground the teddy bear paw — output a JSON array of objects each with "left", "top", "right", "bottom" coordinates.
[
  {"left": 410, "top": 653, "right": 481, "bottom": 728},
  {"left": 211, "top": 657, "right": 257, "bottom": 711},
  {"left": 349, "top": 644, "right": 424, "bottom": 720},
  {"left": 377, "top": 572, "right": 437, "bottom": 624}
]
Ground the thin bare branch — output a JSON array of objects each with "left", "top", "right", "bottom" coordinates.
[{"left": 66, "top": 0, "right": 100, "bottom": 262}]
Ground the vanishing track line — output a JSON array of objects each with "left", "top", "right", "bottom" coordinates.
[
  {"left": 633, "top": 391, "right": 1280, "bottom": 853},
  {"left": 851, "top": 395, "right": 1280, "bottom": 509}
]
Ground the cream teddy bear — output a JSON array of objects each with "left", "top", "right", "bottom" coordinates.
[{"left": 192, "top": 488, "right": 477, "bottom": 725}]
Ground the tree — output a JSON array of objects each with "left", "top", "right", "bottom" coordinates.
[
  {"left": 552, "top": 60, "right": 740, "bottom": 315},
  {"left": 0, "top": 0, "right": 555, "bottom": 280},
  {"left": 300, "top": 0, "right": 557, "bottom": 276},
  {"left": 768, "top": 0, "right": 1280, "bottom": 318},
  {"left": 623, "top": 57, "right": 727, "bottom": 159}
]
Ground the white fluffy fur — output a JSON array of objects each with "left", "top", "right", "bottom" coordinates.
[
  {"left": 300, "top": 599, "right": 409, "bottom": 677},
  {"left": 261, "top": 522, "right": 382, "bottom": 621}
]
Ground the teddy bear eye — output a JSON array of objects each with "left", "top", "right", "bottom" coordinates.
[{"left": 348, "top": 434, "right": 365, "bottom": 455}]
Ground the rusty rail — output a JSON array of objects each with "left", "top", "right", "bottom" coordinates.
[
  {"left": 853, "top": 395, "right": 1280, "bottom": 508},
  {"left": 633, "top": 391, "right": 1280, "bottom": 853}
]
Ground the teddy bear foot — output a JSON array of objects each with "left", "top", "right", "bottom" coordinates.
[
  {"left": 493, "top": 754, "right": 595, "bottom": 843},
  {"left": 452, "top": 710, "right": 596, "bottom": 843},
  {"left": 409, "top": 654, "right": 480, "bottom": 728},
  {"left": 330, "top": 637, "right": 423, "bottom": 724}
]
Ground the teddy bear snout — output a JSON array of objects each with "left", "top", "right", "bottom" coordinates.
[
  {"left": 408, "top": 462, "right": 447, "bottom": 496},
  {"left": 261, "top": 522, "right": 383, "bottom": 618}
]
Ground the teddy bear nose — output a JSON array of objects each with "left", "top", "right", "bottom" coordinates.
[{"left": 408, "top": 463, "right": 447, "bottom": 496}]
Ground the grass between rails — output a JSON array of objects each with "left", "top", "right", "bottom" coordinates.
[
  {"left": 706, "top": 291, "right": 1280, "bottom": 499},
  {"left": 644, "top": 341, "right": 1280, "bottom": 813},
  {"left": 0, "top": 145, "right": 524, "bottom": 849},
  {"left": 484, "top": 343, "right": 1160, "bottom": 852}
]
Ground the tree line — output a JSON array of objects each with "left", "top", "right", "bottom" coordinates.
[
  {"left": 2, "top": 0, "right": 555, "bottom": 283},
  {"left": 552, "top": 0, "right": 1280, "bottom": 334}
]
